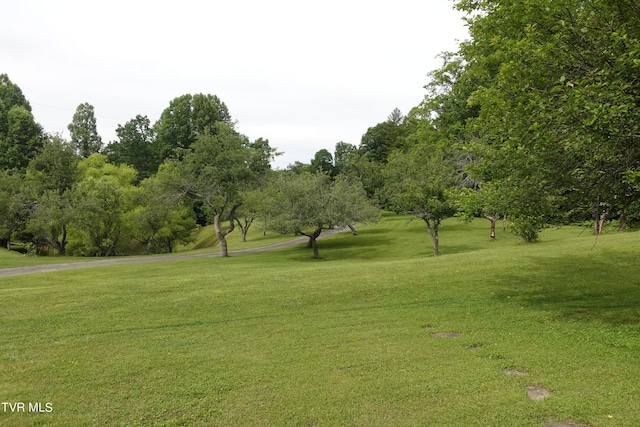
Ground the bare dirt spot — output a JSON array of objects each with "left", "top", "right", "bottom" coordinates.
[
  {"left": 432, "top": 332, "right": 460, "bottom": 338},
  {"left": 526, "top": 385, "right": 551, "bottom": 401},
  {"left": 503, "top": 369, "right": 529, "bottom": 376},
  {"left": 545, "top": 421, "right": 582, "bottom": 427}
]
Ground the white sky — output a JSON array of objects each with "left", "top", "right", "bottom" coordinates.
[{"left": 4, "top": 0, "right": 468, "bottom": 169}]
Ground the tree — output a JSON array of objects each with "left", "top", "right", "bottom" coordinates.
[
  {"left": 106, "top": 115, "right": 159, "bottom": 180},
  {"left": 261, "top": 172, "right": 379, "bottom": 258},
  {"left": 359, "top": 108, "right": 406, "bottom": 163},
  {"left": 24, "top": 135, "right": 79, "bottom": 255},
  {"left": 126, "top": 176, "right": 194, "bottom": 254},
  {"left": 0, "top": 74, "right": 44, "bottom": 170},
  {"left": 310, "top": 148, "right": 334, "bottom": 176},
  {"left": 384, "top": 141, "right": 457, "bottom": 256},
  {"left": 68, "top": 103, "right": 102, "bottom": 158},
  {"left": 333, "top": 141, "right": 358, "bottom": 176},
  {"left": 154, "top": 93, "right": 233, "bottom": 161},
  {"left": 0, "top": 170, "right": 27, "bottom": 249},
  {"left": 68, "top": 154, "right": 137, "bottom": 256},
  {"left": 452, "top": 0, "right": 640, "bottom": 237},
  {"left": 159, "top": 122, "right": 252, "bottom": 257}
]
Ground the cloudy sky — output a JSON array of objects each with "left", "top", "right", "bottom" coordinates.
[{"left": 4, "top": 1, "right": 468, "bottom": 169}]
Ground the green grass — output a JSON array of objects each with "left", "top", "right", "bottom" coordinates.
[{"left": 1, "top": 215, "right": 639, "bottom": 426}]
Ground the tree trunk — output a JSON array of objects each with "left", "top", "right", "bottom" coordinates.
[
  {"left": 595, "top": 209, "right": 607, "bottom": 235},
  {"left": 214, "top": 204, "right": 240, "bottom": 257},
  {"left": 620, "top": 209, "right": 627, "bottom": 233},
  {"left": 423, "top": 217, "right": 439, "bottom": 256},
  {"left": 145, "top": 231, "right": 156, "bottom": 255},
  {"left": 485, "top": 214, "right": 500, "bottom": 240},
  {"left": 59, "top": 225, "right": 67, "bottom": 256},
  {"left": 302, "top": 228, "right": 323, "bottom": 258}
]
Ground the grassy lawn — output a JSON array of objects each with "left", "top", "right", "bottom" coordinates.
[{"left": 1, "top": 215, "right": 639, "bottom": 426}]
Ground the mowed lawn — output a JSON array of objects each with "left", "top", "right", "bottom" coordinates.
[{"left": 1, "top": 215, "right": 639, "bottom": 426}]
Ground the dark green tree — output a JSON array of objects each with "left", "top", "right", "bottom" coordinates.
[
  {"left": 0, "top": 74, "right": 44, "bottom": 170},
  {"left": 154, "top": 93, "right": 233, "bottom": 160},
  {"left": 106, "top": 115, "right": 159, "bottom": 180},
  {"left": 68, "top": 103, "right": 102, "bottom": 158}
]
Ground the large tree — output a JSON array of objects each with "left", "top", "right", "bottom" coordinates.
[
  {"left": 25, "top": 135, "right": 79, "bottom": 254},
  {"left": 159, "top": 122, "right": 253, "bottom": 257},
  {"left": 154, "top": 93, "right": 233, "bottom": 161},
  {"left": 261, "top": 172, "right": 380, "bottom": 258},
  {"left": 452, "top": 0, "right": 640, "bottom": 235},
  {"left": 106, "top": 114, "right": 159, "bottom": 180},
  {"left": 0, "top": 74, "right": 43, "bottom": 170},
  {"left": 68, "top": 103, "right": 102, "bottom": 158}
]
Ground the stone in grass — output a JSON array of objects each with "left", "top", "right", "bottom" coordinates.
[
  {"left": 526, "top": 385, "right": 551, "bottom": 401},
  {"left": 503, "top": 369, "right": 529, "bottom": 376},
  {"left": 545, "top": 421, "right": 582, "bottom": 427},
  {"left": 432, "top": 332, "right": 460, "bottom": 338}
]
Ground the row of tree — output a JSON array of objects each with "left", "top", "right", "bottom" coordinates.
[{"left": 4, "top": 0, "right": 640, "bottom": 258}]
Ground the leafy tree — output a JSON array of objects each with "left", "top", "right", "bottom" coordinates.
[
  {"left": 154, "top": 93, "right": 233, "bottom": 160},
  {"left": 26, "top": 134, "right": 79, "bottom": 195},
  {"left": 310, "top": 148, "right": 334, "bottom": 176},
  {"left": 24, "top": 135, "right": 79, "bottom": 254},
  {"left": 0, "top": 170, "right": 28, "bottom": 249},
  {"left": 26, "top": 189, "right": 73, "bottom": 255},
  {"left": 453, "top": 0, "right": 640, "bottom": 237},
  {"left": 126, "top": 176, "right": 194, "bottom": 254},
  {"left": 68, "top": 154, "right": 137, "bottom": 256},
  {"left": 261, "top": 172, "right": 379, "bottom": 258},
  {"left": 68, "top": 103, "right": 102, "bottom": 158},
  {"left": 333, "top": 141, "right": 358, "bottom": 176},
  {"left": 0, "top": 74, "right": 43, "bottom": 170},
  {"left": 159, "top": 122, "right": 252, "bottom": 257},
  {"left": 106, "top": 115, "right": 159, "bottom": 180},
  {"left": 359, "top": 108, "right": 406, "bottom": 163},
  {"left": 384, "top": 141, "right": 457, "bottom": 256}
]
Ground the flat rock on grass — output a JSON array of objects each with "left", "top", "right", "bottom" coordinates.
[{"left": 526, "top": 386, "right": 551, "bottom": 401}]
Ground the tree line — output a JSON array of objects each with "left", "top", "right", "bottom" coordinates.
[{"left": 3, "top": 0, "right": 640, "bottom": 258}]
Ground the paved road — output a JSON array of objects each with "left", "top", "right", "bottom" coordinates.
[{"left": 0, "top": 228, "right": 346, "bottom": 278}]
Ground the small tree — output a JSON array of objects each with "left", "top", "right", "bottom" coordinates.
[
  {"left": 384, "top": 142, "right": 456, "bottom": 256},
  {"left": 262, "top": 172, "right": 379, "bottom": 258}
]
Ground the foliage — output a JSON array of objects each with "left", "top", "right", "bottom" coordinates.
[
  {"left": 160, "top": 122, "right": 254, "bottom": 257},
  {"left": 0, "top": 74, "right": 44, "bottom": 171},
  {"left": 261, "top": 171, "right": 379, "bottom": 258},
  {"left": 384, "top": 139, "right": 457, "bottom": 255},
  {"left": 154, "top": 93, "right": 233, "bottom": 161},
  {"left": 68, "top": 102, "right": 102, "bottom": 158},
  {"left": 106, "top": 114, "right": 159, "bottom": 181},
  {"left": 126, "top": 176, "right": 195, "bottom": 254},
  {"left": 450, "top": 0, "right": 640, "bottom": 238}
]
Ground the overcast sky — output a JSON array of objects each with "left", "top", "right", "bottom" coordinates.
[{"left": 4, "top": 1, "right": 468, "bottom": 169}]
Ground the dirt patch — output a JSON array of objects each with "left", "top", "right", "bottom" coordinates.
[
  {"left": 432, "top": 332, "right": 460, "bottom": 338},
  {"left": 545, "top": 421, "right": 582, "bottom": 427},
  {"left": 503, "top": 369, "right": 529, "bottom": 376},
  {"left": 526, "top": 385, "right": 551, "bottom": 401}
]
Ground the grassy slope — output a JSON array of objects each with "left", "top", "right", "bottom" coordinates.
[{"left": 1, "top": 215, "right": 639, "bottom": 426}]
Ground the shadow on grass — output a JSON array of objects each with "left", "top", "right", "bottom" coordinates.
[{"left": 494, "top": 250, "right": 640, "bottom": 325}]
